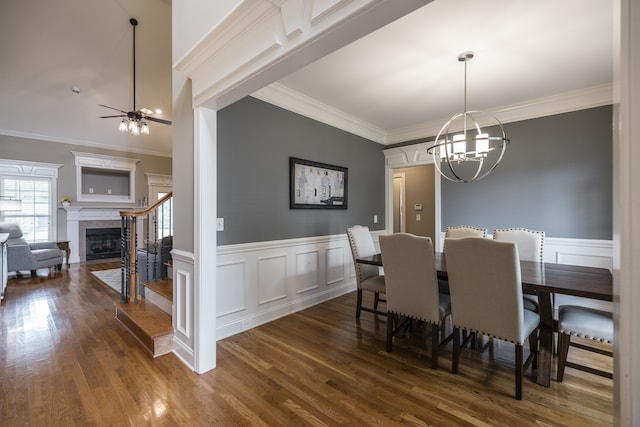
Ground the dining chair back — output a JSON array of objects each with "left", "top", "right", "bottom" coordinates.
[
  {"left": 379, "top": 233, "right": 452, "bottom": 368},
  {"left": 493, "top": 228, "right": 545, "bottom": 262},
  {"left": 493, "top": 228, "right": 545, "bottom": 313},
  {"left": 346, "top": 225, "right": 386, "bottom": 318},
  {"left": 443, "top": 226, "right": 487, "bottom": 252},
  {"left": 556, "top": 305, "right": 613, "bottom": 382},
  {"left": 444, "top": 237, "right": 539, "bottom": 400},
  {"left": 445, "top": 225, "right": 487, "bottom": 239}
]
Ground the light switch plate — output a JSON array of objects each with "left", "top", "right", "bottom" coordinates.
[{"left": 216, "top": 218, "right": 224, "bottom": 231}]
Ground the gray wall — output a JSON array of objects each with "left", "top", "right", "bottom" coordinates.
[
  {"left": 441, "top": 105, "right": 612, "bottom": 239},
  {"left": 0, "top": 134, "right": 172, "bottom": 238},
  {"left": 171, "top": 72, "right": 195, "bottom": 253},
  {"left": 217, "top": 96, "right": 385, "bottom": 245}
]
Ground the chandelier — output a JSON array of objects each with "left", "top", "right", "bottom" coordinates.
[
  {"left": 119, "top": 116, "right": 150, "bottom": 135},
  {"left": 427, "top": 51, "right": 509, "bottom": 183}
]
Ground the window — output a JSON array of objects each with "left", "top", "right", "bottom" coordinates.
[{"left": 0, "top": 159, "right": 61, "bottom": 243}]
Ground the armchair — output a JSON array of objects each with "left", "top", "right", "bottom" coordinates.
[{"left": 0, "top": 223, "right": 63, "bottom": 276}]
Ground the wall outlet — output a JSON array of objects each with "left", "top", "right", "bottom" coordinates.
[
  {"left": 216, "top": 218, "right": 224, "bottom": 231},
  {"left": 107, "top": 189, "right": 112, "bottom": 194},
  {"left": 89, "top": 187, "right": 94, "bottom": 194},
  {"left": 373, "top": 215, "right": 378, "bottom": 223}
]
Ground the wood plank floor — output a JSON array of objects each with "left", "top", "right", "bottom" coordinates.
[{"left": 0, "top": 262, "right": 613, "bottom": 426}]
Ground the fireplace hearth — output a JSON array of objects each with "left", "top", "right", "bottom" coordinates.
[{"left": 86, "top": 227, "right": 121, "bottom": 261}]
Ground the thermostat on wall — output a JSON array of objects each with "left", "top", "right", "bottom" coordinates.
[{"left": 414, "top": 203, "right": 423, "bottom": 211}]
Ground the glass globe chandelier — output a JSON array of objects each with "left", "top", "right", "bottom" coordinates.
[{"left": 427, "top": 51, "right": 509, "bottom": 183}]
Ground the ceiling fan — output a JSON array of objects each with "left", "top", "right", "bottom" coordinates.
[{"left": 99, "top": 18, "right": 171, "bottom": 135}]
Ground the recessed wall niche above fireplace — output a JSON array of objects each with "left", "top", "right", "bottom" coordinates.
[{"left": 72, "top": 151, "right": 139, "bottom": 203}]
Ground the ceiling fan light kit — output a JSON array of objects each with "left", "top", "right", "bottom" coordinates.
[
  {"left": 427, "top": 51, "right": 509, "bottom": 183},
  {"left": 99, "top": 18, "right": 171, "bottom": 136}
]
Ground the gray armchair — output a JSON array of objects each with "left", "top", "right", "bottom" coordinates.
[{"left": 0, "top": 223, "right": 63, "bottom": 276}]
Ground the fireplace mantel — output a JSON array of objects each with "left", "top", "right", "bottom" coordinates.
[{"left": 65, "top": 206, "right": 142, "bottom": 263}]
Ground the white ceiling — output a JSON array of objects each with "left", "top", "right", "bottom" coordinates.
[{"left": 0, "top": 0, "right": 613, "bottom": 156}]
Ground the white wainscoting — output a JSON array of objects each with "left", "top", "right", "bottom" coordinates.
[
  {"left": 171, "top": 232, "right": 613, "bottom": 350},
  {"left": 439, "top": 233, "right": 613, "bottom": 270},
  {"left": 215, "top": 231, "right": 384, "bottom": 340},
  {"left": 439, "top": 233, "right": 614, "bottom": 312},
  {"left": 171, "top": 249, "right": 195, "bottom": 369}
]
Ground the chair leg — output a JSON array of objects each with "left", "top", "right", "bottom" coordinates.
[
  {"left": 556, "top": 332, "right": 571, "bottom": 382},
  {"left": 516, "top": 344, "right": 523, "bottom": 400},
  {"left": 30, "top": 270, "right": 37, "bottom": 277},
  {"left": 431, "top": 323, "right": 439, "bottom": 369},
  {"left": 374, "top": 292, "right": 380, "bottom": 309},
  {"left": 528, "top": 330, "right": 538, "bottom": 370},
  {"left": 386, "top": 313, "right": 395, "bottom": 352},
  {"left": 355, "top": 289, "right": 363, "bottom": 318},
  {"left": 452, "top": 327, "right": 461, "bottom": 374}
]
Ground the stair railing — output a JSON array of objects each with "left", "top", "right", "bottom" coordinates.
[{"left": 119, "top": 192, "right": 173, "bottom": 303}]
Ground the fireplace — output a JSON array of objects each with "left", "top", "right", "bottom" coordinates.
[{"left": 85, "top": 227, "right": 121, "bottom": 261}]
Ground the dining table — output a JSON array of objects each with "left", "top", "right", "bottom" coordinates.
[{"left": 356, "top": 252, "right": 613, "bottom": 387}]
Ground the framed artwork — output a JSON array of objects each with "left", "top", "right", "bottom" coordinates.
[{"left": 290, "top": 157, "right": 347, "bottom": 209}]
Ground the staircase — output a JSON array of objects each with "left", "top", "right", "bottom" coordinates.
[{"left": 115, "top": 193, "right": 174, "bottom": 357}]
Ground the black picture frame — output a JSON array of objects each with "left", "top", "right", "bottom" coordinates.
[{"left": 290, "top": 157, "right": 347, "bottom": 209}]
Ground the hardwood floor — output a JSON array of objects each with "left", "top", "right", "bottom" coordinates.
[{"left": 1, "top": 263, "right": 613, "bottom": 426}]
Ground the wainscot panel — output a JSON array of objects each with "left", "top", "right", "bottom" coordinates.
[
  {"left": 171, "top": 249, "right": 195, "bottom": 370},
  {"left": 215, "top": 231, "right": 383, "bottom": 340}
]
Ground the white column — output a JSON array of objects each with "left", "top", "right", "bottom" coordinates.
[
  {"left": 614, "top": 0, "right": 640, "bottom": 424},
  {"left": 193, "top": 106, "right": 217, "bottom": 373}
]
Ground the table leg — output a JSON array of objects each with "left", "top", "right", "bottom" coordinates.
[{"left": 536, "top": 291, "right": 553, "bottom": 387}]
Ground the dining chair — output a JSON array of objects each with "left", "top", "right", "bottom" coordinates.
[
  {"left": 445, "top": 237, "right": 539, "bottom": 400},
  {"left": 439, "top": 226, "right": 488, "bottom": 295},
  {"left": 443, "top": 225, "right": 487, "bottom": 252},
  {"left": 379, "top": 233, "right": 452, "bottom": 369},
  {"left": 556, "top": 304, "right": 613, "bottom": 382},
  {"left": 346, "top": 225, "right": 386, "bottom": 318},
  {"left": 493, "top": 227, "right": 545, "bottom": 313}
]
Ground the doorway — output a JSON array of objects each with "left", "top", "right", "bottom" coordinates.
[
  {"left": 391, "top": 164, "right": 436, "bottom": 243},
  {"left": 392, "top": 173, "right": 406, "bottom": 233}
]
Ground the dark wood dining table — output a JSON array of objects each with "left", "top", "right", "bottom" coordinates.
[{"left": 356, "top": 252, "right": 613, "bottom": 387}]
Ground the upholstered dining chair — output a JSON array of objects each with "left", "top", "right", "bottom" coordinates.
[
  {"left": 556, "top": 305, "right": 613, "bottom": 382},
  {"left": 445, "top": 237, "right": 540, "bottom": 400},
  {"left": 379, "top": 233, "right": 452, "bottom": 369},
  {"left": 346, "top": 225, "right": 386, "bottom": 318},
  {"left": 493, "top": 227, "right": 545, "bottom": 313},
  {"left": 445, "top": 225, "right": 487, "bottom": 239},
  {"left": 439, "top": 226, "right": 488, "bottom": 295}
]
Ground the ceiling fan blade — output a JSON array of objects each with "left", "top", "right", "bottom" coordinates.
[
  {"left": 145, "top": 116, "right": 172, "bottom": 126},
  {"left": 99, "top": 115, "right": 127, "bottom": 118},
  {"left": 140, "top": 108, "right": 154, "bottom": 115},
  {"left": 99, "top": 104, "right": 128, "bottom": 114}
]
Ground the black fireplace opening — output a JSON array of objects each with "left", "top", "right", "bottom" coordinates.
[{"left": 86, "top": 227, "right": 121, "bottom": 261}]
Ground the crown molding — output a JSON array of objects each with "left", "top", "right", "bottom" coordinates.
[
  {"left": 252, "top": 83, "right": 387, "bottom": 142},
  {"left": 254, "top": 83, "right": 613, "bottom": 145},
  {"left": 0, "top": 129, "right": 172, "bottom": 158},
  {"left": 386, "top": 84, "right": 614, "bottom": 144}
]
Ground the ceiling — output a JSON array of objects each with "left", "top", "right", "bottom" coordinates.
[{"left": 0, "top": 0, "right": 612, "bottom": 157}]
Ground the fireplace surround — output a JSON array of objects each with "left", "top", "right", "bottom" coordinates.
[{"left": 65, "top": 207, "right": 143, "bottom": 263}]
